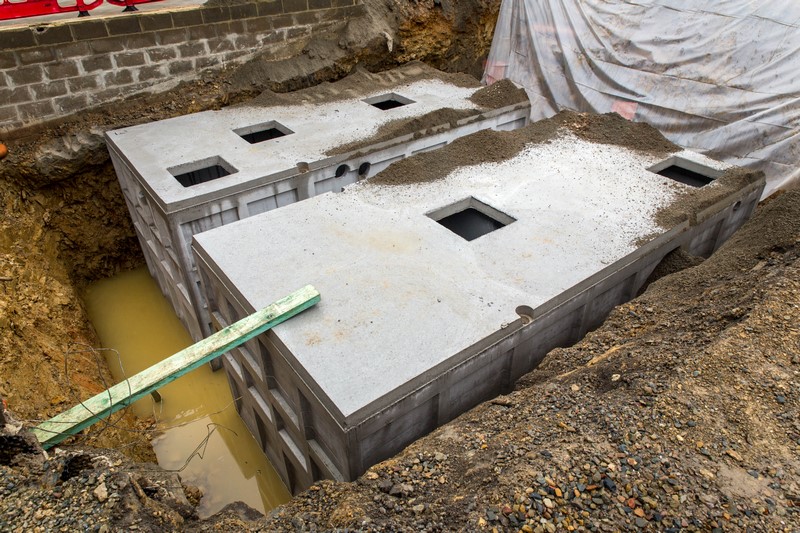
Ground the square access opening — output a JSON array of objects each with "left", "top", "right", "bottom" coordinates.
[
  {"left": 648, "top": 156, "right": 721, "bottom": 188},
  {"left": 363, "top": 93, "right": 415, "bottom": 111},
  {"left": 234, "top": 121, "right": 294, "bottom": 144},
  {"left": 428, "top": 197, "right": 516, "bottom": 241},
  {"left": 168, "top": 156, "right": 237, "bottom": 188}
]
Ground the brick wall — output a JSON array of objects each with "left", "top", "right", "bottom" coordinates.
[{"left": 0, "top": 0, "right": 364, "bottom": 134}]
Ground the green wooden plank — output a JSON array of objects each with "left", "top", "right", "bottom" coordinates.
[{"left": 32, "top": 285, "right": 320, "bottom": 449}]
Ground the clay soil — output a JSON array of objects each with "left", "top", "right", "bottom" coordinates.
[{"left": 0, "top": 0, "right": 502, "bottom": 460}]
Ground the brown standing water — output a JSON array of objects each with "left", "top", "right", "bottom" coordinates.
[{"left": 84, "top": 266, "right": 291, "bottom": 518}]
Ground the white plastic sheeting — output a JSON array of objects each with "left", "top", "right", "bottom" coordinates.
[{"left": 483, "top": 0, "right": 800, "bottom": 196}]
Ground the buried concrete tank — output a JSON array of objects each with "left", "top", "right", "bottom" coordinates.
[
  {"left": 191, "top": 113, "right": 764, "bottom": 493},
  {"left": 104, "top": 63, "right": 530, "bottom": 345}
]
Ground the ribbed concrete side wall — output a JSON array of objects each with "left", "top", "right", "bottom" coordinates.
[
  {"left": 0, "top": 0, "right": 364, "bottom": 134},
  {"left": 196, "top": 178, "right": 763, "bottom": 492}
]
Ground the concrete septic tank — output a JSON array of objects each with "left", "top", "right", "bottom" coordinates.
[
  {"left": 104, "top": 63, "right": 530, "bottom": 344},
  {"left": 192, "top": 115, "right": 764, "bottom": 493}
]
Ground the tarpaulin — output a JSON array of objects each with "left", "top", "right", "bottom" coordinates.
[{"left": 483, "top": 0, "right": 800, "bottom": 196}]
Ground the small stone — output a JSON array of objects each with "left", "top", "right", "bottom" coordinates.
[
  {"left": 635, "top": 517, "right": 648, "bottom": 528},
  {"left": 611, "top": 374, "right": 621, "bottom": 382},
  {"left": 412, "top": 504, "right": 425, "bottom": 514},
  {"left": 725, "top": 449, "right": 743, "bottom": 462},
  {"left": 634, "top": 508, "right": 645, "bottom": 517},
  {"left": 775, "top": 395, "right": 786, "bottom": 404},
  {"left": 570, "top": 384, "right": 580, "bottom": 392},
  {"left": 543, "top": 497, "right": 554, "bottom": 509},
  {"left": 434, "top": 452, "right": 447, "bottom": 461},
  {"left": 93, "top": 483, "right": 108, "bottom": 503}
]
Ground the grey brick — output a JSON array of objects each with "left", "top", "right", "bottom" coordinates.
[
  {"left": 293, "top": 10, "right": 316, "bottom": 25},
  {"left": 71, "top": 20, "right": 109, "bottom": 40},
  {"left": 120, "top": 33, "right": 158, "bottom": 49},
  {"left": 257, "top": 0, "right": 282, "bottom": 16},
  {"left": 188, "top": 25, "right": 219, "bottom": 41},
  {"left": 31, "top": 80, "right": 68, "bottom": 99},
  {"left": 140, "top": 13, "right": 174, "bottom": 31},
  {"left": 0, "top": 29, "right": 35, "bottom": 49},
  {"left": 195, "top": 56, "right": 222, "bottom": 70},
  {"left": 67, "top": 76, "right": 100, "bottom": 92},
  {"left": 282, "top": 0, "right": 308, "bottom": 13},
  {"left": 168, "top": 60, "right": 194, "bottom": 75},
  {"left": 137, "top": 65, "right": 166, "bottom": 82},
  {"left": 104, "top": 69, "right": 134, "bottom": 85},
  {"left": 106, "top": 17, "right": 142, "bottom": 36},
  {"left": 209, "top": 39, "right": 235, "bottom": 54},
  {"left": 171, "top": 10, "right": 203, "bottom": 27},
  {"left": 54, "top": 41, "right": 92, "bottom": 60},
  {"left": 146, "top": 47, "right": 177, "bottom": 62},
  {"left": 0, "top": 105, "right": 19, "bottom": 125},
  {"left": 115, "top": 51, "right": 146, "bottom": 67},
  {"left": 271, "top": 14, "right": 294, "bottom": 28},
  {"left": 92, "top": 87, "right": 124, "bottom": 102},
  {"left": 0, "top": 86, "right": 32, "bottom": 105},
  {"left": 233, "top": 34, "right": 258, "bottom": 49},
  {"left": 157, "top": 28, "right": 188, "bottom": 46},
  {"left": 0, "top": 53, "right": 17, "bottom": 69},
  {"left": 44, "top": 61, "right": 80, "bottom": 80},
  {"left": 17, "top": 48, "right": 54, "bottom": 66},
  {"left": 202, "top": 6, "right": 231, "bottom": 24},
  {"left": 54, "top": 94, "right": 89, "bottom": 114},
  {"left": 33, "top": 25, "right": 74, "bottom": 46},
  {"left": 82, "top": 55, "right": 113, "bottom": 72},
  {"left": 229, "top": 3, "right": 258, "bottom": 19},
  {"left": 178, "top": 42, "right": 207, "bottom": 58},
  {"left": 245, "top": 17, "right": 272, "bottom": 33},
  {"left": 17, "top": 100, "right": 55, "bottom": 120},
  {"left": 90, "top": 37, "right": 126, "bottom": 54},
  {"left": 228, "top": 19, "right": 247, "bottom": 33},
  {"left": 6, "top": 65, "right": 43, "bottom": 86}
]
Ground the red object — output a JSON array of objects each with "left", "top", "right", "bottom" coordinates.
[
  {"left": 0, "top": 0, "right": 103, "bottom": 20},
  {"left": 106, "top": 0, "right": 165, "bottom": 10}
]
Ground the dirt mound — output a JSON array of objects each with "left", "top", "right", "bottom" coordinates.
[
  {"left": 368, "top": 110, "right": 677, "bottom": 187},
  {"left": 469, "top": 78, "right": 529, "bottom": 109}
]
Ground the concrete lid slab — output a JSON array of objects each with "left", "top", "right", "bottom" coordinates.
[
  {"left": 193, "top": 134, "right": 729, "bottom": 422},
  {"left": 105, "top": 79, "right": 482, "bottom": 212}
]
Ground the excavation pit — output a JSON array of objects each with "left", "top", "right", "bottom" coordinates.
[
  {"left": 105, "top": 64, "right": 530, "bottom": 343},
  {"left": 192, "top": 121, "right": 765, "bottom": 493}
]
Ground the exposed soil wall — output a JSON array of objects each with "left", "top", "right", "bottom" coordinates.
[{"left": 0, "top": 0, "right": 504, "bottom": 461}]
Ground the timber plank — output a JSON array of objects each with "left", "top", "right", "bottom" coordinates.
[{"left": 32, "top": 285, "right": 320, "bottom": 448}]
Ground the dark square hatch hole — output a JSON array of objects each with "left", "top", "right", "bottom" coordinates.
[
  {"left": 363, "top": 92, "right": 415, "bottom": 111},
  {"left": 168, "top": 156, "right": 237, "bottom": 188},
  {"left": 656, "top": 165, "right": 714, "bottom": 187},
  {"left": 428, "top": 197, "right": 515, "bottom": 241},
  {"left": 234, "top": 121, "right": 294, "bottom": 144}
]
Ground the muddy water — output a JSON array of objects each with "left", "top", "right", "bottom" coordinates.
[{"left": 84, "top": 266, "right": 290, "bottom": 518}]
